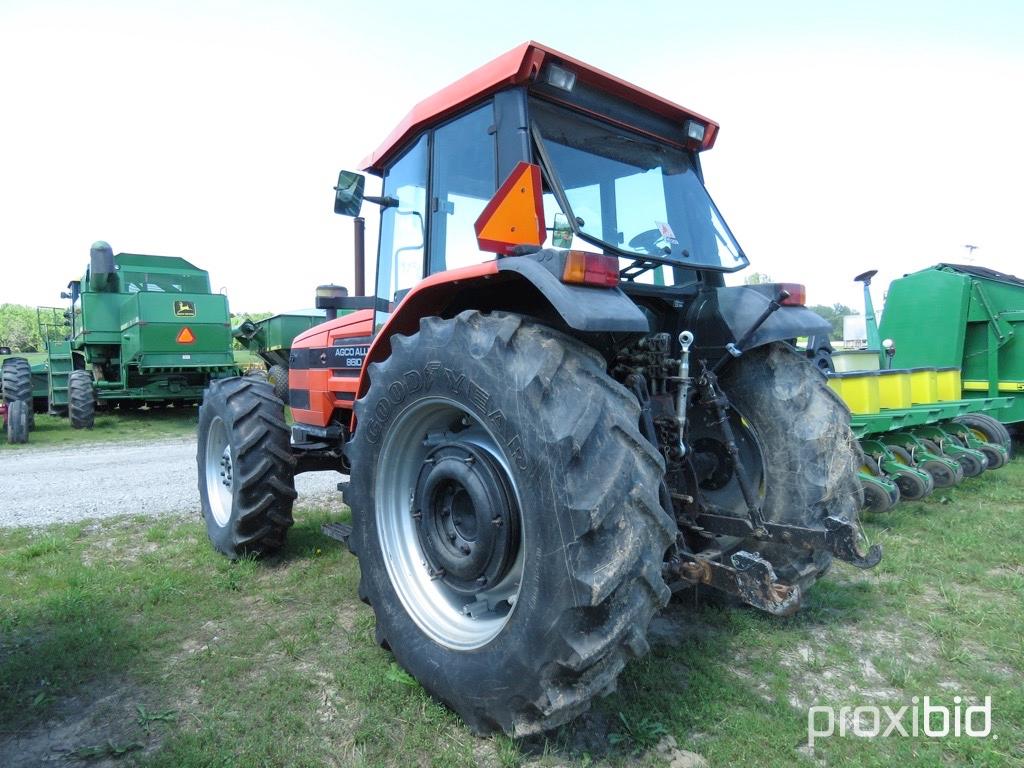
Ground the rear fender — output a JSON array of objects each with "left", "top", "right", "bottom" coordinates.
[{"left": 687, "top": 285, "right": 831, "bottom": 352}]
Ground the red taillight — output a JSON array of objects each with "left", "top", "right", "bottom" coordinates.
[
  {"left": 562, "top": 251, "right": 619, "bottom": 287},
  {"left": 778, "top": 283, "right": 806, "bottom": 306}
]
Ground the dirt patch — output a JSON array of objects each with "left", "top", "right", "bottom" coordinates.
[
  {"left": 178, "top": 619, "right": 229, "bottom": 657},
  {"left": 653, "top": 735, "right": 708, "bottom": 768},
  {"left": 0, "top": 677, "right": 169, "bottom": 768},
  {"left": 986, "top": 565, "right": 1024, "bottom": 578},
  {"left": 81, "top": 538, "right": 160, "bottom": 567}
]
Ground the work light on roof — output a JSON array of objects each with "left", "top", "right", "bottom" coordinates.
[
  {"left": 543, "top": 63, "right": 576, "bottom": 92},
  {"left": 685, "top": 119, "right": 705, "bottom": 143}
]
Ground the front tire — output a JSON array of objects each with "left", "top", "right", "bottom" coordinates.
[
  {"left": 68, "top": 370, "right": 95, "bottom": 429},
  {"left": 346, "top": 311, "right": 675, "bottom": 736},
  {"left": 197, "top": 377, "right": 297, "bottom": 558}
]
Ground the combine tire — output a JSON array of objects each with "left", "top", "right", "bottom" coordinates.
[
  {"left": 6, "top": 398, "right": 28, "bottom": 444},
  {"left": 1, "top": 357, "right": 34, "bottom": 430},
  {"left": 707, "top": 344, "right": 865, "bottom": 591},
  {"left": 197, "top": 377, "right": 296, "bottom": 558},
  {"left": 345, "top": 311, "right": 675, "bottom": 736},
  {"left": 266, "top": 364, "right": 289, "bottom": 402},
  {"left": 68, "top": 370, "right": 95, "bottom": 429}
]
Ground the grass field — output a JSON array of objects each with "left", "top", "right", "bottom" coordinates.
[
  {"left": 1, "top": 460, "right": 1022, "bottom": 767},
  {"left": 0, "top": 409, "right": 198, "bottom": 451}
]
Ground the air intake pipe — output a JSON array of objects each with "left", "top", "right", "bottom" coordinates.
[{"left": 90, "top": 240, "right": 116, "bottom": 291}]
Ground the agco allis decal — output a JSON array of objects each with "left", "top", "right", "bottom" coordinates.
[{"left": 174, "top": 300, "right": 196, "bottom": 318}]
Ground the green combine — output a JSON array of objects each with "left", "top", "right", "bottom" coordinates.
[
  {"left": 35, "top": 241, "right": 240, "bottom": 427},
  {"left": 824, "top": 265, "right": 1017, "bottom": 513}
]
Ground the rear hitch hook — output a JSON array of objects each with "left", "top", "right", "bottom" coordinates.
[{"left": 824, "top": 515, "right": 882, "bottom": 569}]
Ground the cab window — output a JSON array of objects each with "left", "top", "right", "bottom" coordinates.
[
  {"left": 376, "top": 135, "right": 429, "bottom": 309},
  {"left": 428, "top": 103, "right": 497, "bottom": 274}
]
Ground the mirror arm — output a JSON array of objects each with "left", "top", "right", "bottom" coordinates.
[{"left": 364, "top": 194, "right": 399, "bottom": 209}]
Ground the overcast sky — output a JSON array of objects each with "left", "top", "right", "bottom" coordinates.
[{"left": 1, "top": 0, "right": 1021, "bottom": 318}]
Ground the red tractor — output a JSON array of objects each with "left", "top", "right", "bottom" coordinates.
[{"left": 197, "top": 42, "right": 879, "bottom": 735}]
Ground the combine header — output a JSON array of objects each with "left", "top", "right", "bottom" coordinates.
[{"left": 197, "top": 42, "right": 879, "bottom": 735}]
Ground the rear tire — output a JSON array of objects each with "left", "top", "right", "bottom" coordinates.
[
  {"left": 346, "top": 311, "right": 675, "bottom": 736},
  {"left": 6, "top": 399, "right": 29, "bottom": 444},
  {"left": 197, "top": 377, "right": 297, "bottom": 558},
  {"left": 714, "top": 344, "right": 864, "bottom": 591},
  {"left": 68, "top": 370, "right": 95, "bottom": 429}
]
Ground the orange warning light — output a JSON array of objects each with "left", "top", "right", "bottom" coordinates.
[
  {"left": 176, "top": 327, "right": 195, "bottom": 344},
  {"left": 474, "top": 162, "right": 546, "bottom": 255}
]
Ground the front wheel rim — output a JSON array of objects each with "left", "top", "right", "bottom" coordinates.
[
  {"left": 205, "top": 416, "right": 233, "bottom": 527},
  {"left": 376, "top": 397, "right": 524, "bottom": 651}
]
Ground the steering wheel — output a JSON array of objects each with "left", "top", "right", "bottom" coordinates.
[{"left": 628, "top": 229, "right": 671, "bottom": 255}]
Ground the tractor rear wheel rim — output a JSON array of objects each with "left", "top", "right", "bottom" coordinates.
[
  {"left": 205, "top": 416, "right": 233, "bottom": 527},
  {"left": 377, "top": 397, "right": 524, "bottom": 651}
]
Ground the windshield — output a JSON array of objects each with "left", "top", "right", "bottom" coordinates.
[
  {"left": 531, "top": 100, "right": 747, "bottom": 273},
  {"left": 120, "top": 271, "right": 210, "bottom": 294}
]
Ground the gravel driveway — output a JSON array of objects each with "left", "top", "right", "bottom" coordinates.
[{"left": 0, "top": 436, "right": 346, "bottom": 528}]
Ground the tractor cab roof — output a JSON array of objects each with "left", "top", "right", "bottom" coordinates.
[{"left": 360, "top": 41, "right": 719, "bottom": 175}]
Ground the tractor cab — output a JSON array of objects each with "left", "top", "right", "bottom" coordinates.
[
  {"left": 291, "top": 40, "right": 829, "bottom": 438},
  {"left": 332, "top": 42, "right": 748, "bottom": 333}
]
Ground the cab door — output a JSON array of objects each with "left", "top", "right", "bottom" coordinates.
[{"left": 427, "top": 103, "right": 497, "bottom": 275}]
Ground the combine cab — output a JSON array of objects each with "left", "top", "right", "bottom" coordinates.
[
  {"left": 40, "top": 243, "right": 239, "bottom": 426},
  {"left": 197, "top": 42, "right": 879, "bottom": 734}
]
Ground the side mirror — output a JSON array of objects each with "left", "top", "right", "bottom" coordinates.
[{"left": 334, "top": 170, "right": 366, "bottom": 217}]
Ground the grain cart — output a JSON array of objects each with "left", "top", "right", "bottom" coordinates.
[
  {"left": 42, "top": 243, "right": 239, "bottom": 427},
  {"left": 233, "top": 307, "right": 328, "bottom": 400},
  {"left": 197, "top": 42, "right": 880, "bottom": 735}
]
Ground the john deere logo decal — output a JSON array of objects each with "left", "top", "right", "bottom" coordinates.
[{"left": 174, "top": 300, "right": 196, "bottom": 317}]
